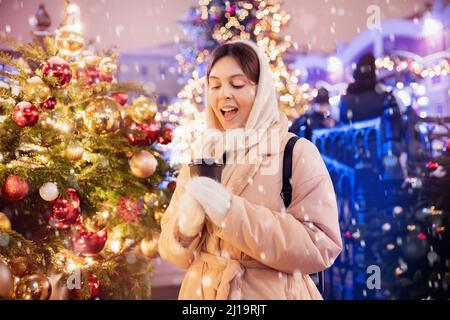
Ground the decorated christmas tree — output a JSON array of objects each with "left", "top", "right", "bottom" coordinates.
[
  {"left": 391, "top": 146, "right": 450, "bottom": 299},
  {"left": 170, "top": 0, "right": 308, "bottom": 126},
  {"left": 0, "top": 2, "right": 175, "bottom": 300},
  {"left": 339, "top": 139, "right": 450, "bottom": 300}
]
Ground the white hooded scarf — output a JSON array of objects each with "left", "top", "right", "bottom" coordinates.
[{"left": 203, "top": 39, "right": 290, "bottom": 195}]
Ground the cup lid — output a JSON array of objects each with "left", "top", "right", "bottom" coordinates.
[{"left": 189, "top": 158, "right": 224, "bottom": 166}]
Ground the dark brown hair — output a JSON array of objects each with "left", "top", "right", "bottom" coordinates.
[{"left": 206, "top": 42, "right": 260, "bottom": 84}]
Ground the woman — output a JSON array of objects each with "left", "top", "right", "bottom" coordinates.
[{"left": 158, "top": 40, "right": 342, "bottom": 300}]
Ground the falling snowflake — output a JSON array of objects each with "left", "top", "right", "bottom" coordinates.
[
  {"left": 230, "top": 289, "right": 242, "bottom": 300},
  {"left": 201, "top": 275, "right": 212, "bottom": 287},
  {"left": 115, "top": 24, "right": 124, "bottom": 37}
]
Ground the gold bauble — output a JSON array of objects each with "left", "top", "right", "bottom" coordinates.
[
  {"left": 129, "top": 150, "right": 158, "bottom": 178},
  {"left": 55, "top": 25, "right": 84, "bottom": 57},
  {"left": 14, "top": 273, "right": 52, "bottom": 300},
  {"left": 99, "top": 57, "right": 117, "bottom": 76},
  {"left": 128, "top": 96, "right": 158, "bottom": 124},
  {"left": 25, "top": 76, "right": 51, "bottom": 104},
  {"left": 140, "top": 236, "right": 159, "bottom": 258},
  {"left": 0, "top": 211, "right": 11, "bottom": 230},
  {"left": 10, "top": 257, "right": 28, "bottom": 277},
  {"left": 81, "top": 55, "right": 101, "bottom": 68},
  {"left": 84, "top": 96, "right": 121, "bottom": 134},
  {"left": 66, "top": 141, "right": 84, "bottom": 161},
  {"left": 39, "top": 112, "right": 74, "bottom": 134},
  {"left": 0, "top": 259, "right": 13, "bottom": 298},
  {"left": 68, "top": 83, "right": 93, "bottom": 100}
]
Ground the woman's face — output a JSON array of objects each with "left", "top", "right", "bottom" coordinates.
[{"left": 207, "top": 56, "right": 257, "bottom": 130}]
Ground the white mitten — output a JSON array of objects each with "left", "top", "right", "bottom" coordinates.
[
  {"left": 177, "top": 192, "right": 206, "bottom": 237},
  {"left": 185, "top": 176, "right": 231, "bottom": 227}
]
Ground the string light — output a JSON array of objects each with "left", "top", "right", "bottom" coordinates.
[{"left": 376, "top": 55, "right": 450, "bottom": 79}]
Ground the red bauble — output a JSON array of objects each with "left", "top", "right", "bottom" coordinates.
[
  {"left": 76, "top": 67, "right": 100, "bottom": 87},
  {"left": 125, "top": 120, "right": 159, "bottom": 145},
  {"left": 167, "top": 181, "right": 176, "bottom": 192},
  {"left": 99, "top": 73, "right": 113, "bottom": 83},
  {"left": 12, "top": 102, "right": 39, "bottom": 127},
  {"left": 49, "top": 188, "right": 80, "bottom": 229},
  {"left": 417, "top": 232, "right": 427, "bottom": 240},
  {"left": 72, "top": 221, "right": 107, "bottom": 256},
  {"left": 42, "top": 56, "right": 73, "bottom": 88},
  {"left": 111, "top": 92, "right": 128, "bottom": 106},
  {"left": 88, "top": 273, "right": 101, "bottom": 299},
  {"left": 157, "top": 127, "right": 173, "bottom": 145},
  {"left": 40, "top": 97, "right": 57, "bottom": 110},
  {"left": 426, "top": 161, "right": 439, "bottom": 171},
  {"left": 1, "top": 175, "right": 29, "bottom": 201},
  {"left": 117, "top": 195, "right": 143, "bottom": 222}
]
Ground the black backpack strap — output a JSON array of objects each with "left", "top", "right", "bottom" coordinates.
[
  {"left": 281, "top": 136, "right": 300, "bottom": 208},
  {"left": 281, "top": 135, "right": 325, "bottom": 295}
]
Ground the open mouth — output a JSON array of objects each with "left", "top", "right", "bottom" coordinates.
[{"left": 220, "top": 106, "right": 239, "bottom": 121}]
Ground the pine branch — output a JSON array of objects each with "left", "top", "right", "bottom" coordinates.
[
  {"left": 0, "top": 52, "right": 33, "bottom": 80},
  {"left": 0, "top": 69, "right": 26, "bottom": 82},
  {"left": 0, "top": 229, "right": 47, "bottom": 271},
  {"left": 0, "top": 51, "right": 14, "bottom": 67},
  {"left": 0, "top": 87, "right": 11, "bottom": 99},
  {"left": 0, "top": 32, "right": 48, "bottom": 63},
  {"left": 111, "top": 81, "right": 154, "bottom": 96},
  {"left": 42, "top": 36, "right": 58, "bottom": 57}
]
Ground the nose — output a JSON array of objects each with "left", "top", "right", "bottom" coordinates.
[{"left": 219, "top": 83, "right": 232, "bottom": 100}]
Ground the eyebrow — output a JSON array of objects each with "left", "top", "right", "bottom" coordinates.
[{"left": 208, "top": 73, "right": 247, "bottom": 80}]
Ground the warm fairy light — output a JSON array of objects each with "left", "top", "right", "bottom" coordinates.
[
  {"left": 376, "top": 55, "right": 449, "bottom": 79},
  {"left": 101, "top": 210, "right": 110, "bottom": 219},
  {"left": 67, "top": 260, "right": 78, "bottom": 272},
  {"left": 110, "top": 239, "right": 122, "bottom": 253},
  {"left": 75, "top": 110, "right": 85, "bottom": 119}
]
